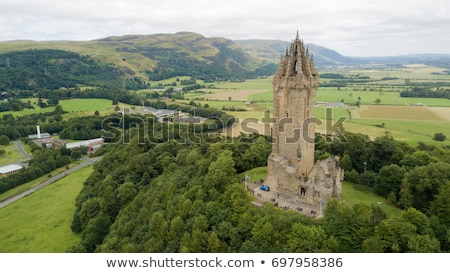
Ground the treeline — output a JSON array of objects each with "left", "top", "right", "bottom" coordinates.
[
  {"left": 319, "top": 73, "right": 372, "bottom": 87},
  {"left": 400, "top": 87, "right": 450, "bottom": 99},
  {"left": 0, "top": 49, "right": 149, "bottom": 91},
  {"left": 66, "top": 124, "right": 450, "bottom": 253}
]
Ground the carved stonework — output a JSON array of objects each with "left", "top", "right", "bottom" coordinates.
[{"left": 266, "top": 32, "right": 343, "bottom": 206}]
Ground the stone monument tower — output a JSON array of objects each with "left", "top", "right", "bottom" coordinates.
[{"left": 266, "top": 32, "right": 342, "bottom": 206}]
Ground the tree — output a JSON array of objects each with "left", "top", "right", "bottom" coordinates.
[
  {"left": 204, "top": 150, "right": 236, "bottom": 196},
  {"left": 287, "top": 223, "right": 334, "bottom": 252},
  {"left": 428, "top": 183, "right": 450, "bottom": 251},
  {"left": 0, "top": 135, "right": 10, "bottom": 145},
  {"left": 207, "top": 231, "right": 222, "bottom": 252},
  {"left": 433, "top": 133, "right": 446, "bottom": 142},
  {"left": 375, "top": 164, "right": 405, "bottom": 199},
  {"left": 363, "top": 218, "right": 417, "bottom": 253},
  {"left": 374, "top": 98, "right": 381, "bottom": 104},
  {"left": 400, "top": 151, "right": 431, "bottom": 170},
  {"left": 402, "top": 208, "right": 433, "bottom": 236},
  {"left": 407, "top": 234, "right": 440, "bottom": 252},
  {"left": 81, "top": 213, "right": 112, "bottom": 252},
  {"left": 339, "top": 153, "right": 353, "bottom": 172},
  {"left": 406, "top": 162, "right": 450, "bottom": 211}
]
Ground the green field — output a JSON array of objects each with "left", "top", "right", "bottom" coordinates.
[
  {"left": 0, "top": 98, "right": 115, "bottom": 118},
  {"left": 0, "top": 165, "right": 93, "bottom": 253},
  {"left": 59, "top": 98, "right": 113, "bottom": 113},
  {"left": 0, "top": 144, "right": 23, "bottom": 165},
  {"left": 190, "top": 74, "right": 450, "bottom": 146}
]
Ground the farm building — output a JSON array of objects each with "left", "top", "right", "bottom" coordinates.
[
  {"left": 65, "top": 138, "right": 105, "bottom": 154},
  {"left": 0, "top": 164, "right": 23, "bottom": 176}
]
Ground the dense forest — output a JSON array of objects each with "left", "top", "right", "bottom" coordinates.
[{"left": 65, "top": 118, "right": 450, "bottom": 253}]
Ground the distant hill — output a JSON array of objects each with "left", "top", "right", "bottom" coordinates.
[
  {"left": 234, "top": 39, "right": 361, "bottom": 68},
  {"left": 354, "top": 54, "right": 450, "bottom": 69},
  {"left": 1, "top": 32, "right": 450, "bottom": 89}
]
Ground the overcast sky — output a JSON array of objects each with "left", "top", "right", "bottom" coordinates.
[{"left": 1, "top": 0, "right": 449, "bottom": 56}]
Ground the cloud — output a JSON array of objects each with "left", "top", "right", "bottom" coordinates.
[{"left": 1, "top": 0, "right": 449, "bottom": 56}]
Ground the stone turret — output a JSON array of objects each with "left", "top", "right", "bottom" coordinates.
[{"left": 266, "top": 32, "right": 342, "bottom": 206}]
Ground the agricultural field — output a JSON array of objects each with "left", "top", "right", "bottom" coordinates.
[
  {"left": 0, "top": 165, "right": 93, "bottom": 252},
  {"left": 183, "top": 65, "right": 450, "bottom": 146}
]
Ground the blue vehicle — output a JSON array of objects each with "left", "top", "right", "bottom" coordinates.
[{"left": 260, "top": 185, "right": 270, "bottom": 191}]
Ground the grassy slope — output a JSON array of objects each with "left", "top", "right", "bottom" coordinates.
[
  {"left": 341, "top": 182, "right": 402, "bottom": 218},
  {"left": 0, "top": 165, "right": 93, "bottom": 253}
]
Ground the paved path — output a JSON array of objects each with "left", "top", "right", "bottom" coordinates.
[
  {"left": 13, "top": 140, "right": 32, "bottom": 162},
  {"left": 245, "top": 181, "right": 323, "bottom": 218},
  {"left": 0, "top": 156, "right": 102, "bottom": 209}
]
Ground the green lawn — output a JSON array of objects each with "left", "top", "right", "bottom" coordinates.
[
  {"left": 0, "top": 144, "right": 23, "bottom": 165},
  {"left": 59, "top": 98, "right": 113, "bottom": 112},
  {"left": 341, "top": 182, "right": 402, "bottom": 219},
  {"left": 240, "top": 166, "right": 268, "bottom": 182},
  {"left": 0, "top": 165, "right": 93, "bottom": 253}
]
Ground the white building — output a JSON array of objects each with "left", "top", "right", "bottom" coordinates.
[
  {"left": 0, "top": 164, "right": 23, "bottom": 176},
  {"left": 65, "top": 138, "right": 105, "bottom": 154}
]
